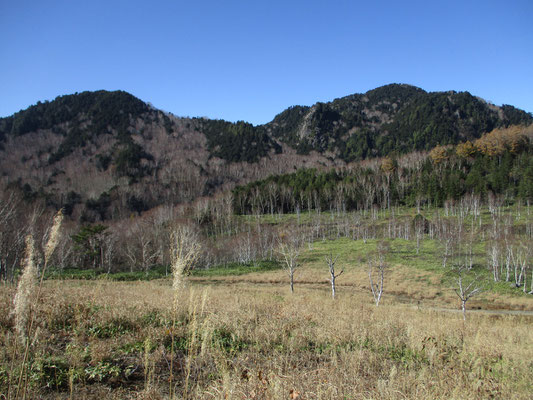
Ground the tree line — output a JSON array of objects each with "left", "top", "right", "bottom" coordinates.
[{"left": 232, "top": 125, "right": 533, "bottom": 215}]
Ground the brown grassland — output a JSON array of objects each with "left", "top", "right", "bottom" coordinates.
[{"left": 1, "top": 271, "right": 532, "bottom": 399}]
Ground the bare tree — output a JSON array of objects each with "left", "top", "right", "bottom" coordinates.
[
  {"left": 236, "top": 229, "right": 256, "bottom": 264},
  {"left": 277, "top": 230, "right": 303, "bottom": 293},
  {"left": 514, "top": 240, "right": 531, "bottom": 292},
  {"left": 413, "top": 215, "right": 426, "bottom": 255},
  {"left": 0, "top": 192, "right": 46, "bottom": 281},
  {"left": 453, "top": 265, "right": 484, "bottom": 321},
  {"left": 439, "top": 218, "right": 461, "bottom": 269},
  {"left": 487, "top": 239, "right": 501, "bottom": 282},
  {"left": 0, "top": 196, "right": 26, "bottom": 280},
  {"left": 368, "top": 241, "right": 389, "bottom": 306},
  {"left": 256, "top": 224, "right": 277, "bottom": 261},
  {"left": 101, "top": 230, "right": 119, "bottom": 274},
  {"left": 266, "top": 182, "right": 278, "bottom": 216},
  {"left": 53, "top": 230, "right": 74, "bottom": 272},
  {"left": 325, "top": 252, "right": 343, "bottom": 299},
  {"left": 123, "top": 220, "right": 160, "bottom": 273}
]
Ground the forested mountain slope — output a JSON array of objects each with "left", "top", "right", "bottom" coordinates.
[
  {"left": 233, "top": 125, "right": 533, "bottom": 215},
  {"left": 0, "top": 85, "right": 531, "bottom": 221},
  {"left": 264, "top": 84, "right": 531, "bottom": 159}
]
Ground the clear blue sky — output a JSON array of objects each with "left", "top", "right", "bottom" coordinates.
[{"left": 1, "top": 0, "right": 532, "bottom": 125}]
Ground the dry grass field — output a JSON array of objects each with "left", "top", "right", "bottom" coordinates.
[{"left": 1, "top": 274, "right": 532, "bottom": 399}]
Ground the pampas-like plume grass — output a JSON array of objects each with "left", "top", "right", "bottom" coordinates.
[
  {"left": 12, "top": 209, "right": 63, "bottom": 398},
  {"left": 13, "top": 235, "right": 37, "bottom": 344},
  {"left": 169, "top": 225, "right": 201, "bottom": 398},
  {"left": 44, "top": 209, "right": 63, "bottom": 264},
  {"left": 170, "top": 225, "right": 200, "bottom": 293}
]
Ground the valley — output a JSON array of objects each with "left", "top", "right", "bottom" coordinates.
[{"left": 0, "top": 85, "right": 532, "bottom": 399}]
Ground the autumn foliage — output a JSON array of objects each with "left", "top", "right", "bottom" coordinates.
[
  {"left": 431, "top": 124, "right": 532, "bottom": 163},
  {"left": 455, "top": 141, "right": 477, "bottom": 159},
  {"left": 433, "top": 124, "right": 533, "bottom": 161},
  {"left": 380, "top": 157, "right": 396, "bottom": 174},
  {"left": 472, "top": 125, "right": 532, "bottom": 157},
  {"left": 429, "top": 146, "right": 449, "bottom": 164}
]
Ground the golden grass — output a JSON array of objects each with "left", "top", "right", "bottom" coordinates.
[
  {"left": 1, "top": 278, "right": 532, "bottom": 399},
  {"left": 189, "top": 262, "right": 533, "bottom": 312}
]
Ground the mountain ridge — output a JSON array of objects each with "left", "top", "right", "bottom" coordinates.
[{"left": 0, "top": 84, "right": 531, "bottom": 221}]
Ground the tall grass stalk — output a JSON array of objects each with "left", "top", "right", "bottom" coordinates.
[
  {"left": 143, "top": 337, "right": 154, "bottom": 393},
  {"left": 183, "top": 289, "right": 199, "bottom": 399},
  {"left": 7, "top": 235, "right": 36, "bottom": 399},
  {"left": 14, "top": 209, "right": 63, "bottom": 399},
  {"left": 13, "top": 235, "right": 37, "bottom": 344},
  {"left": 169, "top": 225, "right": 200, "bottom": 399}
]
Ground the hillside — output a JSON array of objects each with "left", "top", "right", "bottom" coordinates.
[
  {"left": 265, "top": 84, "right": 531, "bottom": 159},
  {"left": 0, "top": 85, "right": 531, "bottom": 221},
  {"left": 2, "top": 92, "right": 532, "bottom": 400}
]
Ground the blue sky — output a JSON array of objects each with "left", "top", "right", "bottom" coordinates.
[{"left": 1, "top": 0, "right": 532, "bottom": 125}]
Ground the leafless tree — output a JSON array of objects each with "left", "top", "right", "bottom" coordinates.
[
  {"left": 486, "top": 215, "right": 503, "bottom": 282},
  {"left": 0, "top": 192, "right": 25, "bottom": 280},
  {"left": 368, "top": 241, "right": 389, "bottom": 306},
  {"left": 123, "top": 220, "right": 160, "bottom": 273},
  {"left": 452, "top": 265, "right": 485, "bottom": 321},
  {"left": 513, "top": 240, "right": 531, "bottom": 292},
  {"left": 325, "top": 252, "right": 343, "bottom": 299},
  {"left": 277, "top": 230, "right": 304, "bottom": 293},
  {"left": 236, "top": 230, "right": 256, "bottom": 264},
  {"left": 487, "top": 239, "right": 501, "bottom": 282},
  {"left": 266, "top": 182, "right": 278, "bottom": 216},
  {"left": 414, "top": 217, "right": 424, "bottom": 255},
  {"left": 102, "top": 230, "right": 118, "bottom": 274},
  {"left": 50, "top": 224, "right": 75, "bottom": 272},
  {"left": 439, "top": 218, "right": 461, "bottom": 269},
  {"left": 255, "top": 224, "right": 276, "bottom": 260}
]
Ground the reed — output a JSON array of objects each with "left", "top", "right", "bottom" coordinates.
[
  {"left": 169, "top": 225, "right": 200, "bottom": 399},
  {"left": 12, "top": 210, "right": 63, "bottom": 399}
]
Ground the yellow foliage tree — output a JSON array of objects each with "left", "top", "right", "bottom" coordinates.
[
  {"left": 474, "top": 125, "right": 530, "bottom": 156},
  {"left": 381, "top": 157, "right": 396, "bottom": 174},
  {"left": 456, "top": 141, "right": 477, "bottom": 158},
  {"left": 429, "top": 146, "right": 448, "bottom": 164}
]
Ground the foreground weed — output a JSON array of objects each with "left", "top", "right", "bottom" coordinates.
[
  {"left": 10, "top": 209, "right": 63, "bottom": 399},
  {"left": 169, "top": 225, "right": 200, "bottom": 399}
]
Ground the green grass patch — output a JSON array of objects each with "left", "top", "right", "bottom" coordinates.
[
  {"left": 191, "top": 260, "right": 282, "bottom": 277},
  {"left": 86, "top": 317, "right": 138, "bottom": 338},
  {"left": 301, "top": 236, "right": 532, "bottom": 299},
  {"left": 301, "top": 238, "right": 445, "bottom": 272},
  {"left": 46, "top": 261, "right": 283, "bottom": 281},
  {"left": 45, "top": 265, "right": 169, "bottom": 281}
]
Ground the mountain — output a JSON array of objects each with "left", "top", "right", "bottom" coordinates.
[
  {"left": 0, "top": 84, "right": 531, "bottom": 221},
  {"left": 265, "top": 84, "right": 532, "bottom": 159}
]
